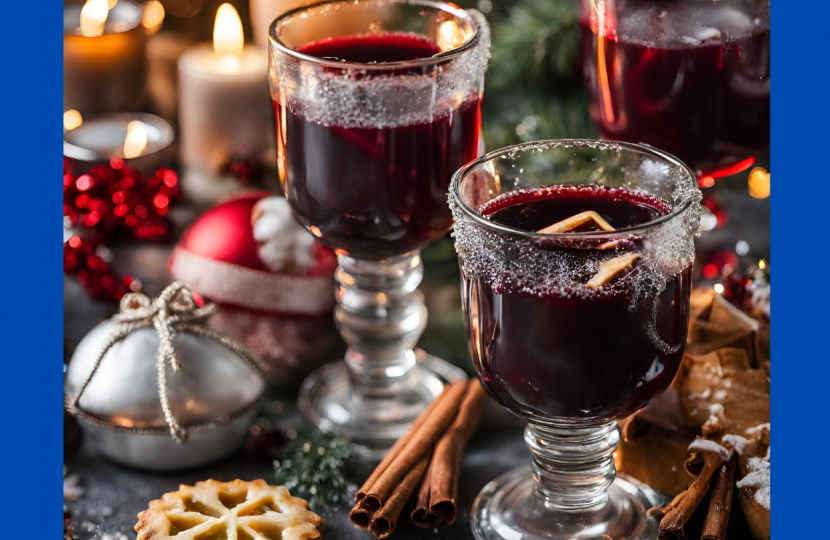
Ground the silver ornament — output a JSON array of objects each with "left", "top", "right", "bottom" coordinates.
[{"left": 64, "top": 284, "right": 267, "bottom": 471}]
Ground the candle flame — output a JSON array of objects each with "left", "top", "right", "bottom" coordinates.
[
  {"left": 142, "top": 1, "right": 165, "bottom": 35},
  {"left": 80, "top": 0, "right": 109, "bottom": 37},
  {"left": 64, "top": 110, "right": 83, "bottom": 131},
  {"left": 214, "top": 3, "right": 244, "bottom": 73},
  {"left": 124, "top": 121, "right": 149, "bottom": 159}
]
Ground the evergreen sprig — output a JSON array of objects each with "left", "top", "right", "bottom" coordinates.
[
  {"left": 488, "top": 0, "right": 582, "bottom": 89},
  {"left": 482, "top": 90, "right": 596, "bottom": 150},
  {"left": 272, "top": 428, "right": 353, "bottom": 509},
  {"left": 480, "top": 0, "right": 594, "bottom": 150}
]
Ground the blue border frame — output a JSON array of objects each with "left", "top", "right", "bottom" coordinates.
[
  {"left": 2, "top": 0, "right": 64, "bottom": 528},
  {"left": 771, "top": 2, "right": 815, "bottom": 537}
]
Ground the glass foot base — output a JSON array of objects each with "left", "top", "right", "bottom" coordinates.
[
  {"left": 471, "top": 467, "right": 666, "bottom": 540},
  {"left": 298, "top": 350, "right": 466, "bottom": 460}
]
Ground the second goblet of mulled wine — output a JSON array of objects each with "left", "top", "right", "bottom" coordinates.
[
  {"left": 450, "top": 140, "right": 701, "bottom": 540},
  {"left": 581, "top": 0, "right": 770, "bottom": 178},
  {"left": 268, "top": 0, "right": 489, "bottom": 454}
]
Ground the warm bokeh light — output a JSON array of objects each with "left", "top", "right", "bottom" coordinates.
[
  {"left": 699, "top": 175, "right": 715, "bottom": 188},
  {"left": 214, "top": 3, "right": 244, "bottom": 73},
  {"left": 64, "top": 110, "right": 83, "bottom": 131},
  {"left": 123, "top": 121, "right": 149, "bottom": 159},
  {"left": 436, "top": 19, "right": 473, "bottom": 52},
  {"left": 713, "top": 283, "right": 724, "bottom": 294},
  {"left": 594, "top": 0, "right": 615, "bottom": 125},
  {"left": 107, "top": 0, "right": 118, "bottom": 8},
  {"left": 80, "top": 0, "right": 109, "bottom": 37},
  {"left": 747, "top": 167, "right": 770, "bottom": 199},
  {"left": 758, "top": 259, "right": 767, "bottom": 270},
  {"left": 142, "top": 0, "right": 165, "bottom": 35}
]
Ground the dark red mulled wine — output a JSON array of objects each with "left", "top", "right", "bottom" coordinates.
[
  {"left": 463, "top": 185, "right": 692, "bottom": 422},
  {"left": 582, "top": 21, "right": 770, "bottom": 175},
  {"left": 275, "top": 33, "right": 482, "bottom": 260},
  {"left": 293, "top": 32, "right": 441, "bottom": 63}
]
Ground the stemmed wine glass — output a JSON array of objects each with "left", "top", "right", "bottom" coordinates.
[
  {"left": 581, "top": 0, "right": 770, "bottom": 180},
  {"left": 268, "top": 0, "right": 489, "bottom": 455},
  {"left": 449, "top": 140, "right": 701, "bottom": 539}
]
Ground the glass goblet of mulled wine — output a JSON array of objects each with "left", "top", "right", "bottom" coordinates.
[
  {"left": 268, "top": 0, "right": 489, "bottom": 455},
  {"left": 450, "top": 140, "right": 701, "bottom": 540},
  {"left": 581, "top": 0, "right": 770, "bottom": 180}
]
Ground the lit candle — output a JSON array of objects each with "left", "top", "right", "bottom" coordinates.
[
  {"left": 64, "top": 112, "right": 174, "bottom": 177},
  {"left": 178, "top": 4, "right": 270, "bottom": 180},
  {"left": 64, "top": 0, "right": 147, "bottom": 114}
]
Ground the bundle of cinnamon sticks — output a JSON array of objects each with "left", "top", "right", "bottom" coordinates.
[
  {"left": 350, "top": 379, "right": 488, "bottom": 538},
  {"left": 648, "top": 438, "right": 736, "bottom": 540}
]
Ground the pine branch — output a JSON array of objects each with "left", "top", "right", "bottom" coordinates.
[
  {"left": 483, "top": 90, "right": 596, "bottom": 151},
  {"left": 489, "top": 0, "right": 582, "bottom": 90},
  {"left": 272, "top": 428, "right": 353, "bottom": 509}
]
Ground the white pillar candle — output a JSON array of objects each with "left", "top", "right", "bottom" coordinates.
[
  {"left": 64, "top": 112, "right": 174, "bottom": 177},
  {"left": 64, "top": 0, "right": 147, "bottom": 114},
  {"left": 178, "top": 4, "right": 270, "bottom": 175}
]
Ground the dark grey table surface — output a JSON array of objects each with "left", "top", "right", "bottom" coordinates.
[
  {"left": 65, "top": 400, "right": 527, "bottom": 540},
  {"left": 64, "top": 173, "right": 769, "bottom": 540}
]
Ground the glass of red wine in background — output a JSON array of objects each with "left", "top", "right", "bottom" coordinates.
[
  {"left": 450, "top": 140, "right": 701, "bottom": 540},
  {"left": 581, "top": 0, "right": 770, "bottom": 181},
  {"left": 268, "top": 0, "right": 489, "bottom": 454}
]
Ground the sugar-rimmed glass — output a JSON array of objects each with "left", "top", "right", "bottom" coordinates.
[
  {"left": 581, "top": 0, "right": 770, "bottom": 178},
  {"left": 449, "top": 140, "right": 701, "bottom": 540},
  {"left": 268, "top": 0, "right": 489, "bottom": 456}
]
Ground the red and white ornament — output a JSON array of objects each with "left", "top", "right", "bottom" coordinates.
[{"left": 169, "top": 191, "right": 342, "bottom": 383}]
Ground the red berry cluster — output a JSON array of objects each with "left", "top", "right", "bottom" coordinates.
[
  {"left": 63, "top": 158, "right": 180, "bottom": 301},
  {"left": 221, "top": 154, "right": 265, "bottom": 186}
]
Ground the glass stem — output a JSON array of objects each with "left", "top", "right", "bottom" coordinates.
[
  {"left": 335, "top": 252, "right": 428, "bottom": 398},
  {"left": 525, "top": 422, "right": 620, "bottom": 510}
]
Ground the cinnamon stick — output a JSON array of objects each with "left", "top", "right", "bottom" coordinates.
[
  {"left": 411, "top": 380, "right": 488, "bottom": 527},
  {"left": 362, "top": 379, "right": 469, "bottom": 513},
  {"left": 702, "top": 456, "right": 736, "bottom": 540},
  {"left": 350, "top": 385, "right": 450, "bottom": 529},
  {"left": 412, "top": 463, "right": 433, "bottom": 527},
  {"left": 659, "top": 439, "right": 731, "bottom": 539},
  {"left": 356, "top": 385, "right": 449, "bottom": 502},
  {"left": 368, "top": 456, "right": 430, "bottom": 538},
  {"left": 646, "top": 490, "right": 687, "bottom": 522}
]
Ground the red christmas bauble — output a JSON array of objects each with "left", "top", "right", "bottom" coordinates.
[
  {"left": 169, "top": 192, "right": 342, "bottom": 383},
  {"left": 179, "top": 190, "right": 270, "bottom": 271}
]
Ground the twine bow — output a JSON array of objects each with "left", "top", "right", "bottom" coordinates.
[{"left": 68, "top": 282, "right": 268, "bottom": 443}]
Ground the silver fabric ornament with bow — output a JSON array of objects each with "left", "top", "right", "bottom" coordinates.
[{"left": 65, "top": 282, "right": 268, "bottom": 470}]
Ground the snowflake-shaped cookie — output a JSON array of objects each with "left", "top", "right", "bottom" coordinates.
[{"left": 135, "top": 479, "right": 322, "bottom": 540}]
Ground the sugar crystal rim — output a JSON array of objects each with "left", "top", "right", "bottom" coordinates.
[{"left": 450, "top": 139, "right": 699, "bottom": 240}]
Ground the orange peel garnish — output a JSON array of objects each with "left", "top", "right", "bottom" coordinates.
[
  {"left": 538, "top": 211, "right": 615, "bottom": 234},
  {"left": 586, "top": 253, "right": 639, "bottom": 289}
]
